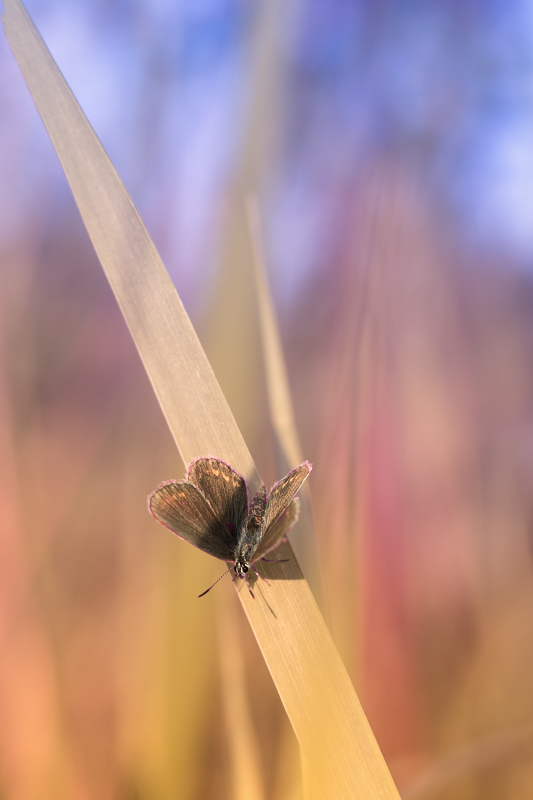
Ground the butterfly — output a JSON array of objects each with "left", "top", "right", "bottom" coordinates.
[{"left": 148, "top": 456, "right": 312, "bottom": 597}]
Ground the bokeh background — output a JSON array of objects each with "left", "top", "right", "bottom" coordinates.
[{"left": 2, "top": 1, "right": 533, "bottom": 798}]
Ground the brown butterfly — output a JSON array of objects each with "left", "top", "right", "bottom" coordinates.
[{"left": 148, "top": 457, "right": 311, "bottom": 597}]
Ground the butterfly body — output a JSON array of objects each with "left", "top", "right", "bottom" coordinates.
[{"left": 148, "top": 457, "right": 311, "bottom": 596}]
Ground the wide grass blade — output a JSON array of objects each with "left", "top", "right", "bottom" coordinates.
[{"left": 3, "top": 2, "right": 402, "bottom": 797}]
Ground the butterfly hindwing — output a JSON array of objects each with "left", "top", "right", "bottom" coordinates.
[
  {"left": 148, "top": 481, "right": 237, "bottom": 561},
  {"left": 252, "top": 497, "right": 301, "bottom": 562},
  {"left": 262, "top": 462, "right": 311, "bottom": 532}
]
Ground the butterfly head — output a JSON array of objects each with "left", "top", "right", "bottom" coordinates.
[{"left": 234, "top": 560, "right": 249, "bottom": 578}]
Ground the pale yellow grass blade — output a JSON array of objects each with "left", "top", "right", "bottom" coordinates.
[{"left": 3, "top": 2, "right": 401, "bottom": 797}]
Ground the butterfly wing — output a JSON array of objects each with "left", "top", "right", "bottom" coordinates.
[
  {"left": 262, "top": 462, "right": 311, "bottom": 532},
  {"left": 188, "top": 457, "right": 248, "bottom": 534},
  {"left": 148, "top": 481, "right": 237, "bottom": 561},
  {"left": 252, "top": 497, "right": 301, "bottom": 562}
]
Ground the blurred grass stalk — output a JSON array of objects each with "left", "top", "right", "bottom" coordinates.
[
  {"left": 401, "top": 725, "right": 533, "bottom": 800},
  {"left": 246, "top": 195, "right": 325, "bottom": 798},
  {"left": 216, "top": 590, "right": 266, "bottom": 800},
  {"left": 0, "top": 286, "right": 74, "bottom": 797},
  {"left": 3, "top": 1, "right": 401, "bottom": 797},
  {"left": 246, "top": 195, "right": 324, "bottom": 611}
]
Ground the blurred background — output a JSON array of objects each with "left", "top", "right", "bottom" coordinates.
[{"left": 2, "top": 1, "right": 533, "bottom": 798}]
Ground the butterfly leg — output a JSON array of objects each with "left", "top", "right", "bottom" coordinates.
[
  {"left": 261, "top": 557, "right": 289, "bottom": 563},
  {"left": 230, "top": 570, "right": 255, "bottom": 599},
  {"left": 252, "top": 563, "right": 272, "bottom": 587}
]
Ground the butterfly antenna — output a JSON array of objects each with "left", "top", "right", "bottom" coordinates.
[{"left": 198, "top": 567, "right": 232, "bottom": 598}]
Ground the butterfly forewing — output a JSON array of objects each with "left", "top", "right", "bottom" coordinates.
[
  {"left": 252, "top": 497, "right": 301, "bottom": 561},
  {"left": 149, "top": 482, "right": 236, "bottom": 561},
  {"left": 262, "top": 462, "right": 311, "bottom": 532},
  {"left": 188, "top": 457, "right": 248, "bottom": 530}
]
